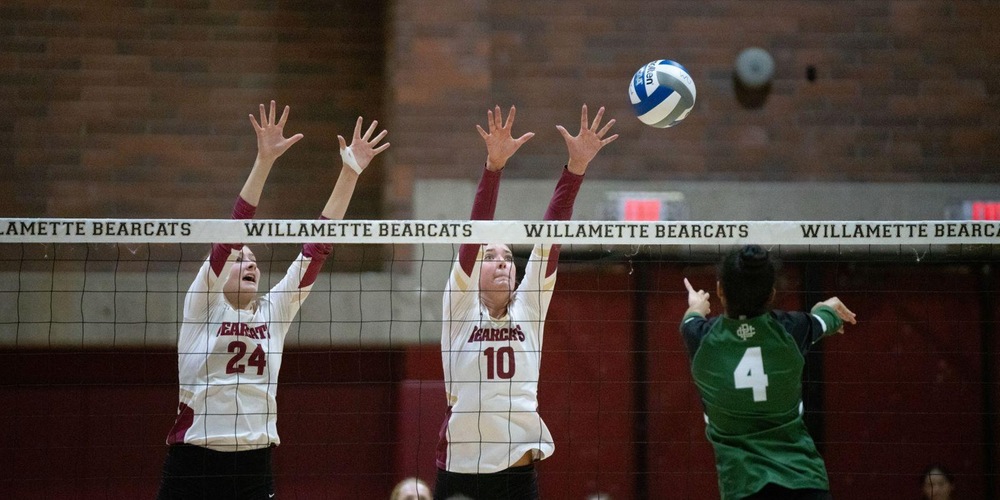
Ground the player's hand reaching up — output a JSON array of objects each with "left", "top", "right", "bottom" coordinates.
[
  {"left": 817, "top": 297, "right": 857, "bottom": 333},
  {"left": 250, "top": 100, "right": 303, "bottom": 165},
  {"left": 477, "top": 105, "right": 535, "bottom": 172},
  {"left": 558, "top": 104, "right": 618, "bottom": 176},
  {"left": 338, "top": 117, "right": 389, "bottom": 175},
  {"left": 684, "top": 278, "right": 711, "bottom": 317}
]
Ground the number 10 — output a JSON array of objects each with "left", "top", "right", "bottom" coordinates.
[{"left": 483, "top": 346, "right": 515, "bottom": 380}]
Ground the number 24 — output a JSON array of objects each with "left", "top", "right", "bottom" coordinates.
[{"left": 226, "top": 341, "right": 267, "bottom": 375}]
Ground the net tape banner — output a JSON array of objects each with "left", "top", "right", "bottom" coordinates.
[{"left": 1, "top": 218, "right": 998, "bottom": 245}]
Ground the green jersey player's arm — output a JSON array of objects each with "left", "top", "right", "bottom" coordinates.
[
  {"left": 775, "top": 298, "right": 856, "bottom": 355},
  {"left": 810, "top": 303, "right": 846, "bottom": 335},
  {"left": 679, "top": 312, "right": 718, "bottom": 360}
]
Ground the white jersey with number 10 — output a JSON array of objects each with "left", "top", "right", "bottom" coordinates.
[{"left": 438, "top": 244, "right": 556, "bottom": 474}]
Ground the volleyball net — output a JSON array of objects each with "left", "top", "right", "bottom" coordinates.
[{"left": 1, "top": 217, "right": 997, "bottom": 499}]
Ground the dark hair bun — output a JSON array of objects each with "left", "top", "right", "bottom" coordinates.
[{"left": 738, "top": 245, "right": 769, "bottom": 269}]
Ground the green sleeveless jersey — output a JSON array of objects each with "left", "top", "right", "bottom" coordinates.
[{"left": 680, "top": 305, "right": 843, "bottom": 500}]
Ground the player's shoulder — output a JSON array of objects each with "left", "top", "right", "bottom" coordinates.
[
  {"left": 769, "top": 309, "right": 809, "bottom": 323},
  {"left": 768, "top": 309, "right": 816, "bottom": 336},
  {"left": 682, "top": 313, "right": 718, "bottom": 328},
  {"left": 680, "top": 313, "right": 720, "bottom": 341}
]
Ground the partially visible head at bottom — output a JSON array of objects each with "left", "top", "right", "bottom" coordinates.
[
  {"left": 922, "top": 464, "right": 954, "bottom": 500},
  {"left": 390, "top": 476, "right": 431, "bottom": 500}
]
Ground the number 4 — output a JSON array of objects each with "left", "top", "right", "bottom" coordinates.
[{"left": 733, "top": 347, "right": 769, "bottom": 402}]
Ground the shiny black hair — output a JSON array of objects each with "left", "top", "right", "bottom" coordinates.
[{"left": 718, "top": 244, "right": 776, "bottom": 318}]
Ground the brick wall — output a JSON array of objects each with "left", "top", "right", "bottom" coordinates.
[
  {"left": 387, "top": 0, "right": 1000, "bottom": 221},
  {"left": 2, "top": 1, "right": 997, "bottom": 220},
  {"left": 1, "top": 1, "right": 387, "bottom": 219}
]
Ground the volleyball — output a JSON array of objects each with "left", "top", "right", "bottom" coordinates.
[{"left": 628, "top": 59, "right": 696, "bottom": 128}]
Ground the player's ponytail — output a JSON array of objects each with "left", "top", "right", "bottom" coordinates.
[{"left": 719, "top": 244, "right": 776, "bottom": 318}]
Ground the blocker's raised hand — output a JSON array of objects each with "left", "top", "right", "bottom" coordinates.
[
  {"left": 338, "top": 116, "right": 389, "bottom": 174},
  {"left": 557, "top": 104, "right": 619, "bottom": 176},
  {"left": 477, "top": 105, "right": 535, "bottom": 172},
  {"left": 249, "top": 100, "right": 303, "bottom": 164}
]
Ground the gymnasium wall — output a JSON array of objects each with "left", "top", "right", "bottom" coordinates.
[
  {"left": 2, "top": 1, "right": 999, "bottom": 221},
  {"left": 0, "top": 1, "right": 388, "bottom": 224}
]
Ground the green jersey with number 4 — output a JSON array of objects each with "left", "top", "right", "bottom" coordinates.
[{"left": 680, "top": 305, "right": 843, "bottom": 500}]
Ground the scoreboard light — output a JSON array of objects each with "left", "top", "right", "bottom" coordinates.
[
  {"left": 950, "top": 200, "right": 1000, "bottom": 221},
  {"left": 969, "top": 201, "right": 1000, "bottom": 220},
  {"left": 604, "top": 191, "right": 689, "bottom": 221}
]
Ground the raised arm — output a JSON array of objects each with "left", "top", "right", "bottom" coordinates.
[
  {"left": 319, "top": 117, "right": 389, "bottom": 220},
  {"left": 679, "top": 277, "right": 714, "bottom": 358},
  {"left": 777, "top": 297, "right": 857, "bottom": 354},
  {"left": 298, "top": 117, "right": 389, "bottom": 288},
  {"left": 684, "top": 278, "right": 712, "bottom": 318},
  {"left": 812, "top": 296, "right": 857, "bottom": 334},
  {"left": 540, "top": 104, "right": 618, "bottom": 276},
  {"left": 240, "top": 100, "right": 304, "bottom": 206},
  {"left": 210, "top": 101, "right": 303, "bottom": 277},
  {"left": 187, "top": 101, "right": 301, "bottom": 318},
  {"left": 556, "top": 104, "right": 619, "bottom": 177},
  {"left": 457, "top": 106, "right": 535, "bottom": 275}
]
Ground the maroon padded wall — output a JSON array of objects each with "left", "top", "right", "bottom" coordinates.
[
  {"left": 0, "top": 350, "right": 400, "bottom": 500},
  {"left": 822, "top": 264, "right": 988, "bottom": 499},
  {"left": 1, "top": 263, "right": 996, "bottom": 499},
  {"left": 537, "top": 265, "right": 637, "bottom": 498}
]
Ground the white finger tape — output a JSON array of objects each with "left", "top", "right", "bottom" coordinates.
[{"left": 340, "top": 146, "right": 363, "bottom": 174}]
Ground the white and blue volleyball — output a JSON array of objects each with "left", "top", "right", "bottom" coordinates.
[{"left": 629, "top": 60, "right": 696, "bottom": 128}]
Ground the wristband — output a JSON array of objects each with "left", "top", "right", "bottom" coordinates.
[{"left": 340, "top": 146, "right": 363, "bottom": 174}]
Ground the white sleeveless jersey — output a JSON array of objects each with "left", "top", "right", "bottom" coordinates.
[
  {"left": 438, "top": 244, "right": 557, "bottom": 473},
  {"left": 167, "top": 250, "right": 314, "bottom": 452}
]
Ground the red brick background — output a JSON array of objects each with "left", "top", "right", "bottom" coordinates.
[
  {"left": 3, "top": 1, "right": 998, "bottom": 220},
  {"left": 1, "top": 1, "right": 387, "bottom": 219}
]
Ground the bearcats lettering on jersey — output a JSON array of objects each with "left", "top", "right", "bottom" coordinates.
[
  {"left": 466, "top": 324, "right": 525, "bottom": 343},
  {"left": 216, "top": 322, "right": 271, "bottom": 339}
]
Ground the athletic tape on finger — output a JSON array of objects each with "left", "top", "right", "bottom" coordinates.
[{"left": 340, "top": 146, "right": 363, "bottom": 174}]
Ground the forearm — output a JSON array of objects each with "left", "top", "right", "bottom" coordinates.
[
  {"left": 305, "top": 167, "right": 359, "bottom": 288},
  {"left": 458, "top": 166, "right": 503, "bottom": 273},
  {"left": 321, "top": 166, "right": 360, "bottom": 221},
  {"left": 544, "top": 167, "right": 583, "bottom": 221},
  {"left": 238, "top": 156, "right": 276, "bottom": 207},
  {"left": 541, "top": 167, "right": 584, "bottom": 276},
  {"left": 683, "top": 308, "right": 707, "bottom": 320},
  {"left": 810, "top": 303, "right": 845, "bottom": 336},
  {"left": 210, "top": 196, "right": 257, "bottom": 276},
  {"left": 471, "top": 166, "right": 502, "bottom": 221}
]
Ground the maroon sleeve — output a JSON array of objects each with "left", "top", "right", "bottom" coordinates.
[
  {"left": 542, "top": 167, "right": 584, "bottom": 277},
  {"left": 210, "top": 196, "right": 257, "bottom": 276},
  {"left": 458, "top": 166, "right": 503, "bottom": 275},
  {"left": 299, "top": 218, "right": 334, "bottom": 289}
]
